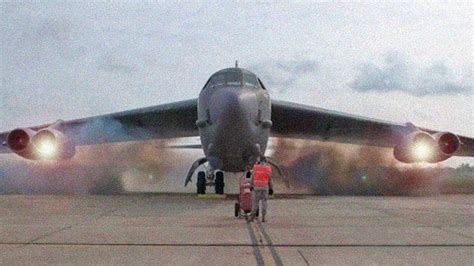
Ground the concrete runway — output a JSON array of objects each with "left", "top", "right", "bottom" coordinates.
[{"left": 0, "top": 194, "right": 472, "bottom": 265}]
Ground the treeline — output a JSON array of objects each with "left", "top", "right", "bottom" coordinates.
[{"left": 440, "top": 163, "right": 474, "bottom": 179}]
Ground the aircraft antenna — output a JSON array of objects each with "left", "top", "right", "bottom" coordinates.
[{"left": 235, "top": 60, "right": 238, "bottom": 68}]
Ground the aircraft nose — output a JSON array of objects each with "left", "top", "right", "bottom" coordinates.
[
  {"left": 209, "top": 88, "right": 259, "bottom": 133},
  {"left": 206, "top": 87, "right": 262, "bottom": 171},
  {"left": 210, "top": 87, "right": 255, "bottom": 124}
]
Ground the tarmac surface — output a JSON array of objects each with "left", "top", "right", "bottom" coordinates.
[{"left": 0, "top": 194, "right": 472, "bottom": 265}]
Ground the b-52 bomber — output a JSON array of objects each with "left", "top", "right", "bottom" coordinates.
[{"left": 2, "top": 63, "right": 473, "bottom": 194}]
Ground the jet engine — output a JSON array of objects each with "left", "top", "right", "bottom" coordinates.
[
  {"left": 393, "top": 130, "right": 460, "bottom": 163},
  {"left": 429, "top": 132, "right": 461, "bottom": 162},
  {"left": 7, "top": 127, "right": 75, "bottom": 160},
  {"left": 7, "top": 128, "right": 38, "bottom": 159}
]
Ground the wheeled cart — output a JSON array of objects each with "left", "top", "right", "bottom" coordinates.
[{"left": 235, "top": 176, "right": 258, "bottom": 218}]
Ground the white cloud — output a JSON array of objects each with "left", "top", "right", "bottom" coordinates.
[{"left": 350, "top": 52, "right": 472, "bottom": 96}]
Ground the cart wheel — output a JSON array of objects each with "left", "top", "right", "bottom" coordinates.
[{"left": 234, "top": 203, "right": 240, "bottom": 217}]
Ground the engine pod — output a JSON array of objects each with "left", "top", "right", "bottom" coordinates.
[
  {"left": 7, "top": 128, "right": 38, "bottom": 159},
  {"left": 31, "top": 129, "right": 76, "bottom": 160},
  {"left": 393, "top": 131, "right": 436, "bottom": 163},
  {"left": 432, "top": 132, "right": 460, "bottom": 155}
]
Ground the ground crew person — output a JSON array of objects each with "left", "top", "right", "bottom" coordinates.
[{"left": 250, "top": 159, "right": 273, "bottom": 222}]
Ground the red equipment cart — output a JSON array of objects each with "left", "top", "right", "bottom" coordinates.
[{"left": 234, "top": 175, "right": 258, "bottom": 218}]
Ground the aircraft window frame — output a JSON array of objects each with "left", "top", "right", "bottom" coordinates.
[
  {"left": 202, "top": 78, "right": 211, "bottom": 90},
  {"left": 207, "top": 74, "right": 225, "bottom": 88},
  {"left": 226, "top": 71, "right": 242, "bottom": 86},
  {"left": 258, "top": 78, "right": 267, "bottom": 90},
  {"left": 243, "top": 73, "right": 258, "bottom": 88}
]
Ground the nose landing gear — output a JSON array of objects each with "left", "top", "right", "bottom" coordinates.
[
  {"left": 185, "top": 158, "right": 225, "bottom": 195},
  {"left": 196, "top": 171, "right": 225, "bottom": 194},
  {"left": 195, "top": 170, "right": 225, "bottom": 195}
]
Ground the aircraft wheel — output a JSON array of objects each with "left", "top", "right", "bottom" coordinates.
[
  {"left": 234, "top": 203, "right": 239, "bottom": 217},
  {"left": 197, "top": 171, "right": 206, "bottom": 194},
  {"left": 215, "top": 171, "right": 225, "bottom": 194}
]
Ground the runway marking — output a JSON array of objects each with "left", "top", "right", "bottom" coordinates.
[
  {"left": 246, "top": 221, "right": 264, "bottom": 266},
  {"left": 1, "top": 243, "right": 472, "bottom": 247},
  {"left": 245, "top": 218, "right": 284, "bottom": 266},
  {"left": 257, "top": 222, "right": 283, "bottom": 266},
  {"left": 297, "top": 249, "right": 310, "bottom": 266},
  {"left": 252, "top": 222, "right": 277, "bottom": 266},
  {"left": 25, "top": 225, "right": 72, "bottom": 246},
  {"left": 197, "top": 194, "right": 228, "bottom": 200}
]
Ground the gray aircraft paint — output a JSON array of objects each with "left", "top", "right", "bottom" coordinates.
[
  {"left": 1, "top": 68, "right": 473, "bottom": 175},
  {"left": 197, "top": 68, "right": 271, "bottom": 172}
]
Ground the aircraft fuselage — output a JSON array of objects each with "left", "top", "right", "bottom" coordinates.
[{"left": 197, "top": 68, "right": 272, "bottom": 172}]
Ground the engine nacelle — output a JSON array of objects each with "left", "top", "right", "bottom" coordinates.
[
  {"left": 7, "top": 127, "right": 75, "bottom": 160},
  {"left": 7, "top": 128, "right": 38, "bottom": 159},
  {"left": 31, "top": 128, "right": 76, "bottom": 160},
  {"left": 394, "top": 131, "right": 436, "bottom": 163},
  {"left": 432, "top": 132, "right": 460, "bottom": 155},
  {"left": 428, "top": 132, "right": 460, "bottom": 162},
  {"left": 394, "top": 130, "right": 460, "bottom": 163}
]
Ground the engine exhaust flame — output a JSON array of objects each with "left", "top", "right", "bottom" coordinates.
[
  {"left": 270, "top": 138, "right": 446, "bottom": 196},
  {"left": 36, "top": 139, "right": 57, "bottom": 158},
  {"left": 412, "top": 140, "right": 433, "bottom": 162},
  {"left": 32, "top": 132, "right": 57, "bottom": 159},
  {"left": 0, "top": 118, "right": 196, "bottom": 194}
]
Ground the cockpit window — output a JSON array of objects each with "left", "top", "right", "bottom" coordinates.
[
  {"left": 244, "top": 73, "right": 257, "bottom": 87},
  {"left": 208, "top": 74, "right": 225, "bottom": 88},
  {"left": 226, "top": 71, "right": 242, "bottom": 85}
]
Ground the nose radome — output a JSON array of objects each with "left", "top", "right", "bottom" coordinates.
[{"left": 210, "top": 88, "right": 246, "bottom": 123}]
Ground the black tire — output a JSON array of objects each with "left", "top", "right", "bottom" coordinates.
[
  {"left": 197, "top": 171, "right": 206, "bottom": 194},
  {"left": 215, "top": 171, "right": 225, "bottom": 194},
  {"left": 234, "top": 203, "right": 239, "bottom": 217}
]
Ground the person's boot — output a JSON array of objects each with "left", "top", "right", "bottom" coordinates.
[{"left": 261, "top": 214, "right": 266, "bottom": 223}]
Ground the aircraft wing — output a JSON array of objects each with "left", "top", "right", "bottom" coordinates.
[
  {"left": 0, "top": 99, "right": 199, "bottom": 154},
  {"left": 270, "top": 100, "right": 473, "bottom": 157}
]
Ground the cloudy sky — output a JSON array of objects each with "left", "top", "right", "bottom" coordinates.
[{"left": 1, "top": 2, "right": 472, "bottom": 166}]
